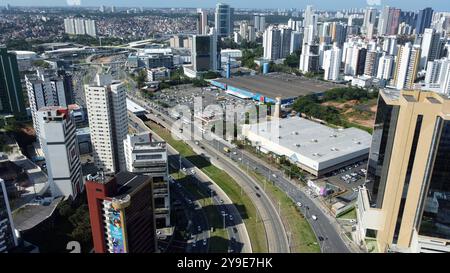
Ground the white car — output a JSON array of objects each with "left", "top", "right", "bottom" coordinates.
[
  {"left": 296, "top": 202, "right": 303, "bottom": 207},
  {"left": 229, "top": 215, "right": 233, "bottom": 221},
  {"left": 190, "top": 169, "right": 196, "bottom": 175},
  {"left": 350, "top": 219, "right": 357, "bottom": 223},
  {"left": 311, "top": 215, "right": 318, "bottom": 221}
]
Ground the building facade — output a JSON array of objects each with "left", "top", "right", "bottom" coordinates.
[
  {"left": 0, "top": 46, "right": 26, "bottom": 116},
  {"left": 86, "top": 172, "right": 157, "bottom": 253},
  {"left": 357, "top": 89, "right": 450, "bottom": 253},
  {"left": 0, "top": 179, "right": 18, "bottom": 253}
]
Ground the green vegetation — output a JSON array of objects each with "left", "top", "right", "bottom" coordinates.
[
  {"left": 241, "top": 46, "right": 263, "bottom": 70},
  {"left": 22, "top": 193, "right": 92, "bottom": 253},
  {"left": 283, "top": 49, "right": 301, "bottom": 68},
  {"left": 32, "top": 60, "right": 51, "bottom": 68},
  {"left": 146, "top": 122, "right": 268, "bottom": 253},
  {"left": 337, "top": 208, "right": 357, "bottom": 220},
  {"left": 292, "top": 87, "right": 378, "bottom": 132},
  {"left": 247, "top": 171, "right": 320, "bottom": 253}
]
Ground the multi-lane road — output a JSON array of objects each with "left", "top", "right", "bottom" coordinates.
[
  {"left": 128, "top": 95, "right": 290, "bottom": 253},
  {"left": 129, "top": 113, "right": 251, "bottom": 253}
]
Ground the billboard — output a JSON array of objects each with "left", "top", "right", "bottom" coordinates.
[{"left": 108, "top": 207, "right": 125, "bottom": 253}]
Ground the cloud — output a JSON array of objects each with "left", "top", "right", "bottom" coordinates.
[
  {"left": 366, "top": 0, "right": 381, "bottom": 6},
  {"left": 66, "top": 0, "right": 81, "bottom": 6}
]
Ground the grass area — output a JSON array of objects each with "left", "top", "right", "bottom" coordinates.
[
  {"left": 365, "top": 238, "right": 378, "bottom": 253},
  {"left": 337, "top": 208, "right": 357, "bottom": 220},
  {"left": 147, "top": 121, "right": 268, "bottom": 253},
  {"left": 247, "top": 171, "right": 320, "bottom": 253}
]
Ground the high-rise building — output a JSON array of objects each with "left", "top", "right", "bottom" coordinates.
[
  {"left": 323, "top": 44, "right": 342, "bottom": 81},
  {"left": 382, "top": 36, "right": 398, "bottom": 56},
  {"left": 280, "top": 27, "right": 292, "bottom": 59},
  {"left": 86, "top": 172, "right": 157, "bottom": 253},
  {"left": 25, "top": 69, "right": 73, "bottom": 141},
  {"left": 378, "top": 7, "right": 402, "bottom": 36},
  {"left": 74, "top": 18, "right": 86, "bottom": 35},
  {"left": 394, "top": 43, "right": 421, "bottom": 90},
  {"left": 424, "top": 58, "right": 450, "bottom": 96},
  {"left": 215, "top": 3, "right": 233, "bottom": 38},
  {"left": 364, "top": 50, "right": 382, "bottom": 77},
  {"left": 84, "top": 19, "right": 97, "bottom": 37},
  {"left": 420, "top": 28, "right": 444, "bottom": 69},
  {"left": 376, "top": 54, "right": 395, "bottom": 81},
  {"left": 357, "top": 89, "right": 450, "bottom": 253},
  {"left": 254, "top": 15, "right": 266, "bottom": 32},
  {"left": 191, "top": 32, "right": 219, "bottom": 72},
  {"left": 64, "top": 18, "right": 75, "bottom": 35},
  {"left": 290, "top": 32, "right": 303, "bottom": 54},
  {"left": 299, "top": 44, "right": 319, "bottom": 73},
  {"left": 303, "top": 5, "right": 315, "bottom": 31},
  {"left": 197, "top": 9, "right": 208, "bottom": 35},
  {"left": 124, "top": 133, "right": 170, "bottom": 228},
  {"left": 0, "top": 178, "right": 18, "bottom": 253},
  {"left": 344, "top": 44, "right": 367, "bottom": 76},
  {"left": 37, "top": 106, "right": 83, "bottom": 198},
  {"left": 330, "top": 22, "right": 347, "bottom": 46},
  {"left": 416, "top": 7, "right": 434, "bottom": 35},
  {"left": 362, "top": 7, "right": 377, "bottom": 37},
  {"left": 0, "top": 46, "right": 26, "bottom": 116},
  {"left": 263, "top": 25, "right": 281, "bottom": 60},
  {"left": 85, "top": 74, "right": 127, "bottom": 173}
]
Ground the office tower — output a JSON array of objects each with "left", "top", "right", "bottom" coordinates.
[
  {"left": 416, "top": 8, "right": 434, "bottom": 35},
  {"left": 303, "top": 25, "right": 315, "bottom": 46},
  {"left": 362, "top": 7, "right": 377, "bottom": 37},
  {"left": 290, "top": 32, "right": 303, "bottom": 54},
  {"left": 398, "top": 22, "right": 413, "bottom": 35},
  {"left": 263, "top": 26, "right": 282, "bottom": 60},
  {"left": 99, "top": 5, "right": 105, "bottom": 13},
  {"left": 376, "top": 54, "right": 395, "bottom": 81},
  {"left": 64, "top": 18, "right": 75, "bottom": 35},
  {"left": 323, "top": 44, "right": 342, "bottom": 81},
  {"left": 85, "top": 74, "right": 127, "bottom": 173},
  {"left": 86, "top": 172, "right": 157, "bottom": 253},
  {"left": 124, "top": 133, "right": 170, "bottom": 227},
  {"left": 378, "top": 7, "right": 402, "bottom": 36},
  {"left": 0, "top": 179, "right": 17, "bottom": 253},
  {"left": 394, "top": 43, "right": 421, "bottom": 90},
  {"left": 424, "top": 58, "right": 450, "bottom": 96},
  {"left": 25, "top": 69, "right": 73, "bottom": 141},
  {"left": 420, "top": 28, "right": 444, "bottom": 69},
  {"left": 84, "top": 19, "right": 97, "bottom": 37},
  {"left": 0, "top": 46, "right": 26, "bottom": 116},
  {"left": 330, "top": 22, "right": 347, "bottom": 46},
  {"left": 400, "top": 11, "right": 417, "bottom": 29},
  {"left": 37, "top": 107, "right": 83, "bottom": 198},
  {"left": 215, "top": 3, "right": 233, "bottom": 38},
  {"left": 197, "top": 9, "right": 208, "bottom": 35},
  {"left": 299, "top": 44, "right": 319, "bottom": 73},
  {"left": 288, "top": 18, "right": 300, "bottom": 32},
  {"left": 191, "top": 32, "right": 219, "bottom": 72},
  {"left": 111, "top": 6, "right": 116, "bottom": 13},
  {"left": 319, "top": 42, "right": 332, "bottom": 69},
  {"left": 357, "top": 89, "right": 450, "bottom": 253},
  {"left": 239, "top": 21, "right": 250, "bottom": 41},
  {"left": 364, "top": 50, "right": 382, "bottom": 77}
]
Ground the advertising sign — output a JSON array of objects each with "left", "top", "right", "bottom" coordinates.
[{"left": 108, "top": 208, "right": 125, "bottom": 253}]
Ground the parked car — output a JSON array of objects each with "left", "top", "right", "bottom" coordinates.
[{"left": 312, "top": 215, "right": 318, "bottom": 221}]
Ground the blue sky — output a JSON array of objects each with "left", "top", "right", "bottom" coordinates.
[{"left": 1, "top": 0, "right": 449, "bottom": 11}]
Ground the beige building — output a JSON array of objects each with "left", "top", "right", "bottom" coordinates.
[{"left": 357, "top": 89, "right": 450, "bottom": 253}]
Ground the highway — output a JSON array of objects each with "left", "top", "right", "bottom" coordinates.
[
  {"left": 129, "top": 114, "right": 251, "bottom": 253},
  {"left": 128, "top": 95, "right": 290, "bottom": 253}
]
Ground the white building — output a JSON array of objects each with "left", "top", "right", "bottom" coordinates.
[
  {"left": 147, "top": 67, "right": 171, "bottom": 82},
  {"left": 323, "top": 44, "right": 342, "bottom": 81},
  {"left": 420, "top": 28, "right": 444, "bottom": 70},
  {"left": 25, "top": 69, "right": 71, "bottom": 142},
  {"left": 393, "top": 43, "right": 421, "bottom": 90},
  {"left": 124, "top": 133, "right": 170, "bottom": 227},
  {"left": 376, "top": 54, "right": 395, "bottom": 81},
  {"left": 84, "top": 19, "right": 97, "bottom": 37},
  {"left": 64, "top": 18, "right": 75, "bottom": 35},
  {"left": 423, "top": 58, "right": 450, "bottom": 96},
  {"left": 263, "top": 25, "right": 282, "bottom": 60},
  {"left": 299, "top": 44, "right": 320, "bottom": 73},
  {"left": 242, "top": 117, "right": 372, "bottom": 176},
  {"left": 0, "top": 179, "right": 18, "bottom": 253},
  {"left": 37, "top": 107, "right": 84, "bottom": 198},
  {"left": 85, "top": 74, "right": 127, "bottom": 173}
]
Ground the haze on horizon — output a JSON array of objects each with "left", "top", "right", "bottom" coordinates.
[{"left": 1, "top": 0, "right": 449, "bottom": 11}]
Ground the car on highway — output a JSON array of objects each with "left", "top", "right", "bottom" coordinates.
[
  {"left": 296, "top": 202, "right": 303, "bottom": 207},
  {"left": 192, "top": 241, "right": 196, "bottom": 247},
  {"left": 221, "top": 210, "right": 225, "bottom": 216},
  {"left": 197, "top": 226, "right": 201, "bottom": 232},
  {"left": 229, "top": 215, "right": 233, "bottom": 221},
  {"left": 190, "top": 169, "right": 196, "bottom": 175},
  {"left": 312, "top": 215, "right": 318, "bottom": 221},
  {"left": 203, "top": 239, "right": 207, "bottom": 246}
]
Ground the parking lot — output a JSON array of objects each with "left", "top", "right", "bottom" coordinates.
[{"left": 321, "top": 160, "right": 368, "bottom": 193}]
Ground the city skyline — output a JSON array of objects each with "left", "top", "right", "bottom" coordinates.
[{"left": 2, "top": 0, "right": 450, "bottom": 11}]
